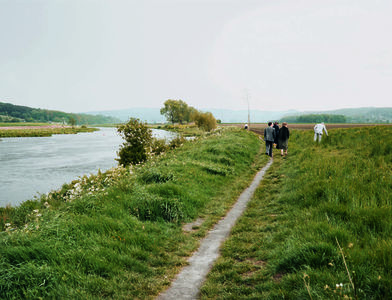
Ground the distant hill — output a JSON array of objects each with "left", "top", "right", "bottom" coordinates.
[
  {"left": 326, "top": 107, "right": 392, "bottom": 123},
  {"left": 0, "top": 102, "right": 121, "bottom": 125},
  {"left": 86, "top": 107, "right": 298, "bottom": 124},
  {"left": 86, "top": 106, "right": 392, "bottom": 124},
  {"left": 86, "top": 108, "right": 166, "bottom": 124},
  {"left": 282, "top": 107, "right": 392, "bottom": 123},
  {"left": 282, "top": 114, "right": 348, "bottom": 124}
]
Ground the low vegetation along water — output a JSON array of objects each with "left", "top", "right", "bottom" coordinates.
[
  {"left": 0, "top": 126, "right": 391, "bottom": 299},
  {"left": 0, "top": 127, "right": 177, "bottom": 207}
]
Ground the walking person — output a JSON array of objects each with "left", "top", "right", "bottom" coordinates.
[
  {"left": 277, "top": 122, "right": 290, "bottom": 156},
  {"left": 314, "top": 122, "right": 328, "bottom": 142},
  {"left": 273, "top": 121, "right": 280, "bottom": 147},
  {"left": 264, "top": 122, "right": 275, "bottom": 158}
]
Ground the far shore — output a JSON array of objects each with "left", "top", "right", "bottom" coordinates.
[{"left": 0, "top": 124, "right": 72, "bottom": 130}]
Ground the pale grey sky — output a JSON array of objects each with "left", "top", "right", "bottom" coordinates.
[{"left": 1, "top": 0, "right": 391, "bottom": 113}]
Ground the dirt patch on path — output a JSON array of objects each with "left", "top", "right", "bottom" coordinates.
[{"left": 182, "top": 218, "right": 205, "bottom": 233}]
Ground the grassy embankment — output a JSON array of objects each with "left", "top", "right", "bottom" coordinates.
[
  {"left": 0, "top": 124, "right": 98, "bottom": 137},
  {"left": 0, "top": 127, "right": 268, "bottom": 299},
  {"left": 201, "top": 126, "right": 392, "bottom": 299}
]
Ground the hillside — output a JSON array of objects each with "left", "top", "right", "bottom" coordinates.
[
  {"left": 329, "top": 107, "right": 392, "bottom": 123},
  {"left": 282, "top": 107, "right": 392, "bottom": 123},
  {"left": 86, "top": 108, "right": 166, "bottom": 123},
  {"left": 87, "top": 106, "right": 392, "bottom": 124},
  {"left": 0, "top": 102, "right": 121, "bottom": 125},
  {"left": 86, "top": 107, "right": 298, "bottom": 124}
]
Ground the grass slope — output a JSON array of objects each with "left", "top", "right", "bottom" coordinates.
[
  {"left": 0, "top": 127, "right": 266, "bottom": 299},
  {"left": 201, "top": 126, "right": 392, "bottom": 299}
]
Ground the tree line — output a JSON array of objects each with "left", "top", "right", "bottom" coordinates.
[
  {"left": 281, "top": 114, "right": 348, "bottom": 123},
  {"left": 0, "top": 102, "right": 120, "bottom": 125},
  {"left": 160, "top": 99, "right": 217, "bottom": 131}
]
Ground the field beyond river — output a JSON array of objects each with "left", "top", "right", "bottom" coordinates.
[
  {"left": 1, "top": 125, "right": 391, "bottom": 299},
  {"left": 0, "top": 123, "right": 97, "bottom": 137}
]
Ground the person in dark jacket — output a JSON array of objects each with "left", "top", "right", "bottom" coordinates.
[
  {"left": 273, "top": 121, "right": 280, "bottom": 146},
  {"left": 277, "top": 122, "right": 290, "bottom": 156},
  {"left": 264, "top": 122, "right": 275, "bottom": 157}
]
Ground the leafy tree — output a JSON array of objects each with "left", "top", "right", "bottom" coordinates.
[
  {"left": 68, "top": 117, "right": 76, "bottom": 127},
  {"left": 117, "top": 118, "right": 153, "bottom": 166},
  {"left": 194, "top": 111, "right": 217, "bottom": 131},
  {"left": 186, "top": 106, "right": 198, "bottom": 123},
  {"left": 160, "top": 99, "right": 191, "bottom": 124}
]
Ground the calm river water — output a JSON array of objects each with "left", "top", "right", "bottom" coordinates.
[{"left": 0, "top": 128, "right": 177, "bottom": 207}]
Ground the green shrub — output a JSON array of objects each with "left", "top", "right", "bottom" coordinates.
[
  {"left": 168, "top": 136, "right": 186, "bottom": 149},
  {"left": 150, "top": 138, "right": 168, "bottom": 156},
  {"left": 116, "top": 118, "right": 152, "bottom": 166},
  {"left": 194, "top": 111, "right": 217, "bottom": 132}
]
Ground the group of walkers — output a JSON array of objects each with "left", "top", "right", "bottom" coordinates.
[
  {"left": 249, "top": 121, "right": 328, "bottom": 158},
  {"left": 263, "top": 121, "right": 290, "bottom": 158}
]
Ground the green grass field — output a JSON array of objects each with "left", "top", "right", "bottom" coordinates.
[
  {"left": 201, "top": 126, "right": 392, "bottom": 299},
  {"left": 0, "top": 127, "right": 266, "bottom": 299}
]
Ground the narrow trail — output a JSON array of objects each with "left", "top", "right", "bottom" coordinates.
[{"left": 158, "top": 159, "right": 274, "bottom": 300}]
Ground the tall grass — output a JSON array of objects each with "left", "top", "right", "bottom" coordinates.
[
  {"left": 201, "top": 126, "right": 392, "bottom": 299},
  {"left": 0, "top": 127, "right": 266, "bottom": 299}
]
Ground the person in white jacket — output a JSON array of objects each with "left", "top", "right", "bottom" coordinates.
[{"left": 314, "top": 122, "right": 328, "bottom": 142}]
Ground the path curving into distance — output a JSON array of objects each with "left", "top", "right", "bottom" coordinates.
[{"left": 158, "top": 159, "right": 274, "bottom": 300}]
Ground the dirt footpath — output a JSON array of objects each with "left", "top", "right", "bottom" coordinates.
[{"left": 158, "top": 159, "right": 273, "bottom": 300}]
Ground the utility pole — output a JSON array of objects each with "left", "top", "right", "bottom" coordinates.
[
  {"left": 243, "top": 89, "right": 251, "bottom": 130},
  {"left": 247, "top": 93, "right": 250, "bottom": 130}
]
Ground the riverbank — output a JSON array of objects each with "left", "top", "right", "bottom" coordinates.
[
  {"left": 0, "top": 127, "right": 266, "bottom": 298},
  {"left": 0, "top": 124, "right": 98, "bottom": 137}
]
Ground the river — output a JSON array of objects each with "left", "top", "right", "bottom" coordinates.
[{"left": 0, "top": 128, "right": 178, "bottom": 207}]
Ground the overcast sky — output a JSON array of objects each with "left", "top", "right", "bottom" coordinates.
[{"left": 1, "top": 0, "right": 391, "bottom": 113}]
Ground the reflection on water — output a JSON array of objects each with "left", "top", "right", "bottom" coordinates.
[{"left": 0, "top": 128, "right": 177, "bottom": 207}]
